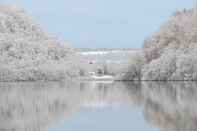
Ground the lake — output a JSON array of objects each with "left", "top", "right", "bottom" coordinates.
[{"left": 0, "top": 81, "right": 197, "bottom": 131}]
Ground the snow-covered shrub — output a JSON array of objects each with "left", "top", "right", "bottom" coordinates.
[
  {"left": 142, "top": 51, "right": 177, "bottom": 80},
  {"left": 118, "top": 51, "right": 145, "bottom": 80},
  {"left": 0, "top": 5, "right": 78, "bottom": 81},
  {"left": 173, "top": 52, "right": 197, "bottom": 80}
]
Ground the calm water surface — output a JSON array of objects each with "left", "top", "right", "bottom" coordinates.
[{"left": 0, "top": 81, "right": 197, "bottom": 131}]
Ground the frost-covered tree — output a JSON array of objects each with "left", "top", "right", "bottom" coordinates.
[
  {"left": 124, "top": 6, "right": 197, "bottom": 80},
  {"left": 0, "top": 5, "right": 80, "bottom": 81}
]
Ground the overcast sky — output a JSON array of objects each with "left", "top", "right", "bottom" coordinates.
[{"left": 1, "top": 0, "right": 197, "bottom": 48}]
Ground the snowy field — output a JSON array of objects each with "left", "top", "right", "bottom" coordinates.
[{"left": 77, "top": 49, "right": 139, "bottom": 61}]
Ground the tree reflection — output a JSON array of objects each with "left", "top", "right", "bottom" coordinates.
[
  {"left": 141, "top": 82, "right": 197, "bottom": 131},
  {"left": 0, "top": 81, "right": 197, "bottom": 131}
]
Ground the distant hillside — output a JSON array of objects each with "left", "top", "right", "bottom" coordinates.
[
  {"left": 0, "top": 5, "right": 79, "bottom": 81},
  {"left": 75, "top": 48, "right": 139, "bottom": 52}
]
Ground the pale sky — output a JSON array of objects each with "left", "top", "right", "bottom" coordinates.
[{"left": 1, "top": 0, "right": 197, "bottom": 48}]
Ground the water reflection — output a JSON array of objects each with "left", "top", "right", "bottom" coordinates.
[
  {"left": 141, "top": 82, "right": 197, "bottom": 131},
  {"left": 0, "top": 81, "right": 197, "bottom": 131}
]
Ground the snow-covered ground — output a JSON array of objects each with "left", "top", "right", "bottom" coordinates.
[
  {"left": 91, "top": 75, "right": 113, "bottom": 79},
  {"left": 91, "top": 75, "right": 114, "bottom": 80}
]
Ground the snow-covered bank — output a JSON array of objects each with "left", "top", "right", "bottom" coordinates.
[
  {"left": 91, "top": 75, "right": 113, "bottom": 80},
  {"left": 0, "top": 5, "right": 80, "bottom": 81},
  {"left": 89, "top": 72, "right": 114, "bottom": 81}
]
